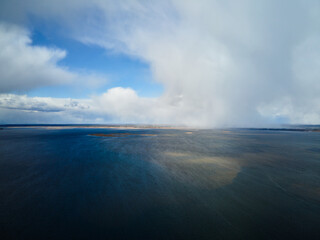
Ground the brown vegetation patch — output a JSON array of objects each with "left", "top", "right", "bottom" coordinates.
[{"left": 89, "top": 133, "right": 156, "bottom": 137}]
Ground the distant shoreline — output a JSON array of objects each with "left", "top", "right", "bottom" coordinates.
[
  {"left": 0, "top": 124, "right": 319, "bottom": 132},
  {"left": 0, "top": 124, "right": 190, "bottom": 130}
]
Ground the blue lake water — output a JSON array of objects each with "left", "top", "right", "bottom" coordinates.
[{"left": 0, "top": 127, "right": 320, "bottom": 239}]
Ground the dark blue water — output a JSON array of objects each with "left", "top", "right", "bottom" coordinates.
[{"left": 0, "top": 127, "right": 320, "bottom": 239}]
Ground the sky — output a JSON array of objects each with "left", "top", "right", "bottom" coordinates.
[{"left": 0, "top": 0, "right": 319, "bottom": 127}]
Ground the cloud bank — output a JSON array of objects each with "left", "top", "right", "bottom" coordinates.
[
  {"left": 0, "top": 88, "right": 172, "bottom": 125},
  {"left": 0, "top": 0, "right": 320, "bottom": 127}
]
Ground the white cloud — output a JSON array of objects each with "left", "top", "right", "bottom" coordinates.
[
  {"left": 0, "top": 22, "right": 72, "bottom": 92},
  {"left": 0, "top": 22, "right": 108, "bottom": 93},
  {"left": 0, "top": 89, "right": 154, "bottom": 125},
  {"left": 0, "top": 88, "right": 208, "bottom": 126},
  {"left": 0, "top": 1, "right": 320, "bottom": 126}
]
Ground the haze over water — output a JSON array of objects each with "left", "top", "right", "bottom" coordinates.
[{"left": 1, "top": 127, "right": 319, "bottom": 239}]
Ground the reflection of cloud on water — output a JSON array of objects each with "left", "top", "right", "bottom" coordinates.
[
  {"left": 162, "top": 150, "right": 320, "bottom": 196},
  {"left": 162, "top": 152, "right": 241, "bottom": 189},
  {"left": 164, "top": 152, "right": 191, "bottom": 158}
]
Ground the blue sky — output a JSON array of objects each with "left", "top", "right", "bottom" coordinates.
[
  {"left": 27, "top": 20, "right": 163, "bottom": 99},
  {"left": 0, "top": 0, "right": 319, "bottom": 126}
]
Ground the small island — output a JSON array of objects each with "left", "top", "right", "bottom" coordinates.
[{"left": 88, "top": 133, "right": 156, "bottom": 137}]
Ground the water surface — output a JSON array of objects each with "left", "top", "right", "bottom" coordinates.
[{"left": 0, "top": 127, "right": 319, "bottom": 239}]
